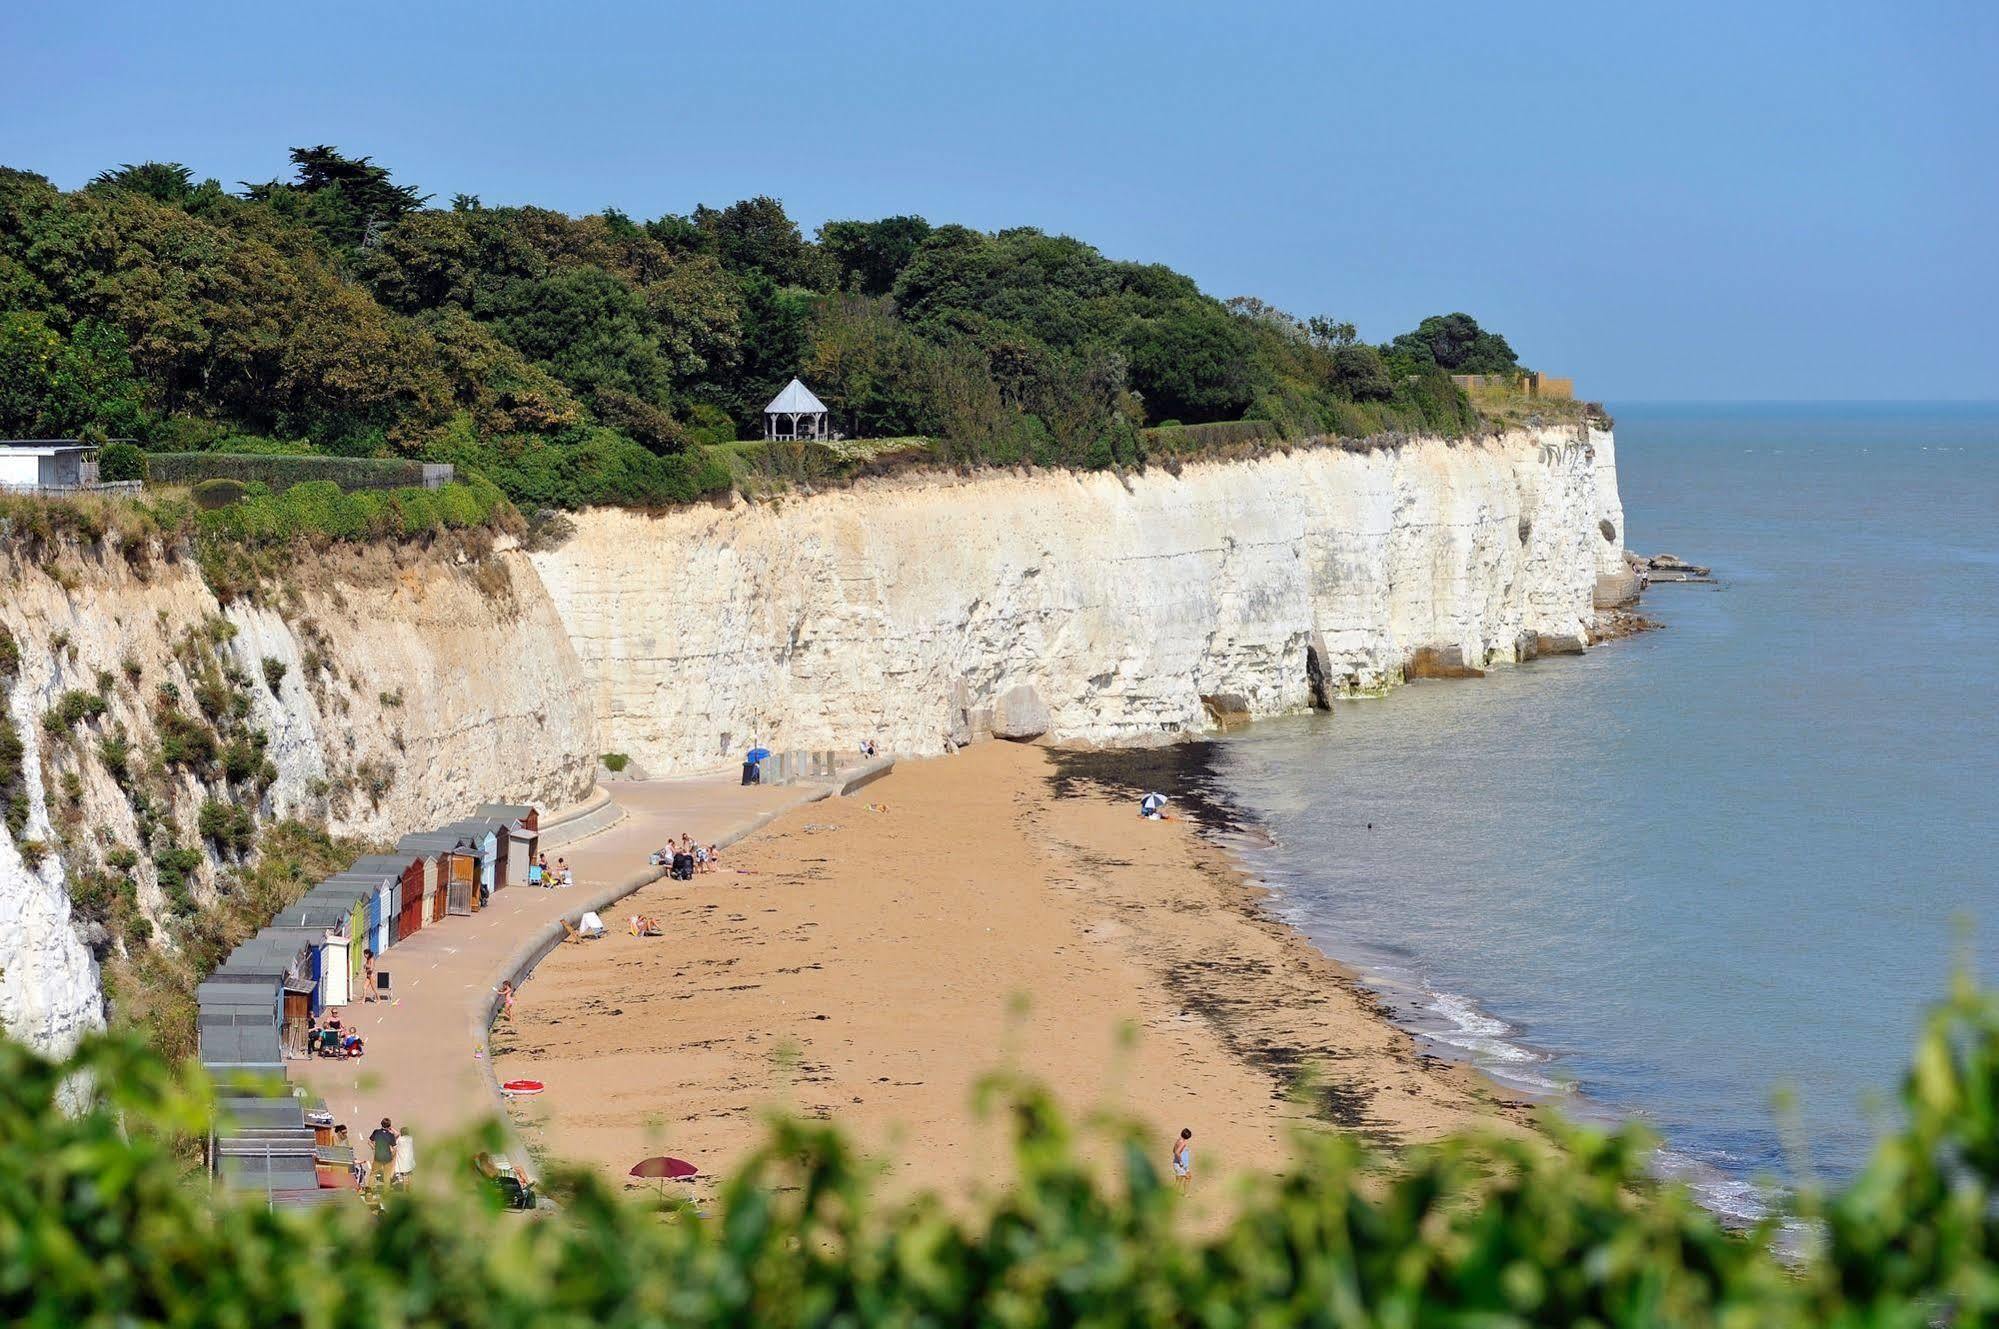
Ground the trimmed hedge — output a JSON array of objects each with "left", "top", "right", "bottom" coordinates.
[
  {"left": 146, "top": 452, "right": 444, "bottom": 493},
  {"left": 1137, "top": 419, "right": 1279, "bottom": 453}
]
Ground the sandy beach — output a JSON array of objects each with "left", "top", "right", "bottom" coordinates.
[{"left": 495, "top": 742, "right": 1515, "bottom": 1208}]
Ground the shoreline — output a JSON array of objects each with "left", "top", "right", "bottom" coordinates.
[{"left": 494, "top": 742, "right": 1523, "bottom": 1209}]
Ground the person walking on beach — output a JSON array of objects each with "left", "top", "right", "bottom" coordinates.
[
  {"left": 497, "top": 980, "right": 515, "bottom": 1023},
  {"left": 362, "top": 949, "right": 377, "bottom": 1003},
  {"left": 368, "top": 1117, "right": 398, "bottom": 1192},
  {"left": 393, "top": 1126, "right": 415, "bottom": 1189},
  {"left": 1171, "top": 1128, "right": 1193, "bottom": 1196}
]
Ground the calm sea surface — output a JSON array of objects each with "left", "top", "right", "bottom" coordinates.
[{"left": 1205, "top": 402, "right": 1999, "bottom": 1215}]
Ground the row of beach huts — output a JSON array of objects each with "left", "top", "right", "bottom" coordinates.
[{"left": 199, "top": 802, "right": 542, "bottom": 1207}]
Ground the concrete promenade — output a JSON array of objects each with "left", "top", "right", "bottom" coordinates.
[{"left": 291, "top": 772, "right": 860, "bottom": 1172}]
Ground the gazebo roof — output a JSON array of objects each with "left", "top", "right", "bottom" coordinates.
[{"left": 763, "top": 378, "right": 826, "bottom": 415}]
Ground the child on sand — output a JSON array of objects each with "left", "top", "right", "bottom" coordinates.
[{"left": 1172, "top": 1128, "right": 1193, "bottom": 1195}]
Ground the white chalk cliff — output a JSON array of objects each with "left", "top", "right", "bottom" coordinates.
[
  {"left": 534, "top": 423, "right": 1632, "bottom": 774},
  {"left": 0, "top": 422, "right": 1632, "bottom": 1052},
  {"left": 0, "top": 543, "right": 598, "bottom": 1055}
]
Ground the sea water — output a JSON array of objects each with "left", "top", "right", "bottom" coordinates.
[{"left": 1204, "top": 403, "right": 1999, "bottom": 1217}]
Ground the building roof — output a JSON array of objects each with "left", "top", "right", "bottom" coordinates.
[
  {"left": 0, "top": 440, "right": 101, "bottom": 455},
  {"left": 199, "top": 1021, "right": 284, "bottom": 1070},
  {"left": 196, "top": 977, "right": 280, "bottom": 1009},
  {"left": 274, "top": 892, "right": 366, "bottom": 930},
  {"left": 347, "top": 853, "right": 419, "bottom": 875},
  {"left": 764, "top": 378, "right": 827, "bottom": 415},
  {"left": 476, "top": 802, "right": 536, "bottom": 824},
  {"left": 440, "top": 816, "right": 505, "bottom": 842},
  {"left": 397, "top": 829, "right": 481, "bottom": 855}
]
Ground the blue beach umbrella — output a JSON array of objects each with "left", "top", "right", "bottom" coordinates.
[{"left": 745, "top": 747, "right": 772, "bottom": 763}]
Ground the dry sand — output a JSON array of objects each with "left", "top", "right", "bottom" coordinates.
[{"left": 495, "top": 742, "right": 1515, "bottom": 1209}]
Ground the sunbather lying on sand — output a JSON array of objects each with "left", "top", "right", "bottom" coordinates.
[{"left": 629, "top": 914, "right": 663, "bottom": 937}]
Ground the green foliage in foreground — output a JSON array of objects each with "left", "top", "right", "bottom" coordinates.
[{"left": 4, "top": 984, "right": 1998, "bottom": 1325}]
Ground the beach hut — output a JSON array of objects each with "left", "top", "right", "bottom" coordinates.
[
  {"left": 398, "top": 828, "right": 483, "bottom": 917},
  {"left": 441, "top": 816, "right": 506, "bottom": 908},
  {"left": 395, "top": 853, "right": 426, "bottom": 938},
  {"left": 322, "top": 854, "right": 407, "bottom": 963},
  {"left": 215, "top": 930, "right": 321, "bottom": 1057},
  {"left": 275, "top": 880, "right": 378, "bottom": 1010},
  {"left": 196, "top": 977, "right": 285, "bottom": 1083},
  {"left": 477, "top": 803, "right": 540, "bottom": 887}
]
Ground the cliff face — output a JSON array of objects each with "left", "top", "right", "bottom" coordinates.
[
  {"left": 0, "top": 540, "right": 598, "bottom": 1056},
  {"left": 535, "top": 424, "right": 1630, "bottom": 774},
  {"left": 0, "top": 423, "right": 1631, "bottom": 1053}
]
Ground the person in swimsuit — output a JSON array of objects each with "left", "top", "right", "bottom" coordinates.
[{"left": 1172, "top": 1128, "right": 1193, "bottom": 1195}]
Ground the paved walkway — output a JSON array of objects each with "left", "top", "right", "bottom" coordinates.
[{"left": 292, "top": 774, "right": 836, "bottom": 1163}]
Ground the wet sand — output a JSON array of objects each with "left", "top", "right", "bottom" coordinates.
[{"left": 495, "top": 742, "right": 1514, "bottom": 1209}]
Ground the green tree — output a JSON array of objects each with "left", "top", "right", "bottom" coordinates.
[
  {"left": 1388, "top": 311, "right": 1520, "bottom": 374},
  {"left": 693, "top": 196, "right": 829, "bottom": 289},
  {"left": 241, "top": 145, "right": 429, "bottom": 250},
  {"left": 1124, "top": 300, "right": 1259, "bottom": 423},
  {"left": 0, "top": 312, "right": 144, "bottom": 437},
  {"left": 819, "top": 215, "right": 933, "bottom": 296},
  {"left": 477, "top": 267, "right": 672, "bottom": 407}
]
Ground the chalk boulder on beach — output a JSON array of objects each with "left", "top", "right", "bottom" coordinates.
[{"left": 991, "top": 684, "right": 1050, "bottom": 740}]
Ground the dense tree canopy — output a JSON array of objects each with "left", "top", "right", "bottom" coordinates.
[{"left": 0, "top": 146, "right": 1533, "bottom": 506}]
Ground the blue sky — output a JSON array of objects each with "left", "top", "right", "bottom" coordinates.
[{"left": 2, "top": 0, "right": 1992, "bottom": 402}]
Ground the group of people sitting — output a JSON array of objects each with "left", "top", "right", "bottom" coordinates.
[
  {"left": 526, "top": 853, "right": 572, "bottom": 889},
  {"left": 307, "top": 1012, "right": 365, "bottom": 1058},
  {"left": 650, "top": 834, "right": 718, "bottom": 881}
]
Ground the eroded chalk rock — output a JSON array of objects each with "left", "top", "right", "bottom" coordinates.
[
  {"left": 991, "top": 684, "right": 1050, "bottom": 741},
  {"left": 1405, "top": 645, "right": 1486, "bottom": 680}
]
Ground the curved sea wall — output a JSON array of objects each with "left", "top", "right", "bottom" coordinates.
[
  {"left": 0, "top": 540, "right": 598, "bottom": 1056},
  {"left": 535, "top": 424, "right": 1631, "bottom": 775}
]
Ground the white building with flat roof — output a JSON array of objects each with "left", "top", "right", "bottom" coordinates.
[{"left": 0, "top": 440, "right": 102, "bottom": 492}]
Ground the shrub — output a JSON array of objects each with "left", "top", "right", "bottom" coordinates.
[
  {"left": 197, "top": 799, "right": 253, "bottom": 855},
  {"left": 97, "top": 728, "right": 131, "bottom": 786},
  {"left": 42, "top": 689, "right": 107, "bottom": 734},
  {"left": 7, "top": 980, "right": 1999, "bottom": 1326},
  {"left": 685, "top": 402, "right": 741, "bottom": 445},
  {"left": 152, "top": 845, "right": 203, "bottom": 913},
  {"left": 0, "top": 716, "right": 26, "bottom": 839},
  {"left": 260, "top": 656, "right": 286, "bottom": 693},
  {"left": 190, "top": 477, "right": 249, "bottom": 510},
  {"left": 0, "top": 625, "right": 18, "bottom": 681},
  {"left": 1137, "top": 419, "right": 1277, "bottom": 456},
  {"left": 197, "top": 477, "right": 507, "bottom": 549},
  {"left": 157, "top": 707, "right": 216, "bottom": 773},
  {"left": 96, "top": 440, "right": 148, "bottom": 482},
  {"left": 601, "top": 752, "right": 630, "bottom": 772},
  {"left": 435, "top": 428, "right": 730, "bottom": 510}
]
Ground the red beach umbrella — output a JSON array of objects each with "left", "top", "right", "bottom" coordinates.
[{"left": 629, "top": 1155, "right": 699, "bottom": 1197}]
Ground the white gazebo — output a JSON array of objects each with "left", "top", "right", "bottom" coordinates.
[{"left": 763, "top": 378, "right": 829, "bottom": 441}]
